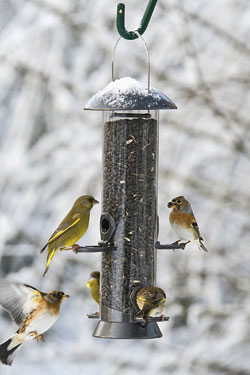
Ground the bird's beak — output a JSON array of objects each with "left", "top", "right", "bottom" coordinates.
[
  {"left": 86, "top": 277, "right": 97, "bottom": 287},
  {"left": 63, "top": 294, "right": 70, "bottom": 299},
  {"left": 86, "top": 280, "right": 91, "bottom": 288},
  {"left": 93, "top": 199, "right": 99, "bottom": 205},
  {"left": 167, "top": 202, "right": 174, "bottom": 208}
]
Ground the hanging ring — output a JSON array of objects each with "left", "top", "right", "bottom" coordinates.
[{"left": 111, "top": 31, "right": 151, "bottom": 92}]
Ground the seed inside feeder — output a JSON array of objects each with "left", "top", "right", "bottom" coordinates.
[{"left": 101, "top": 116, "right": 158, "bottom": 314}]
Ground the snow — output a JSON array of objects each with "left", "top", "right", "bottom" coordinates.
[
  {"left": 86, "top": 77, "right": 148, "bottom": 107},
  {"left": 85, "top": 77, "right": 176, "bottom": 110},
  {"left": 0, "top": 0, "right": 250, "bottom": 374}
]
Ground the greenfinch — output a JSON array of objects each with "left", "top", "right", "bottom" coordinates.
[
  {"left": 40, "top": 195, "right": 99, "bottom": 276},
  {"left": 136, "top": 286, "right": 166, "bottom": 323},
  {"left": 167, "top": 196, "right": 208, "bottom": 252},
  {"left": 86, "top": 271, "right": 100, "bottom": 305}
]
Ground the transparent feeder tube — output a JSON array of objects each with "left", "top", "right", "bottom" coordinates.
[{"left": 101, "top": 110, "right": 159, "bottom": 319}]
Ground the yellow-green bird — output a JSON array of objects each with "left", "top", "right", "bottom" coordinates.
[
  {"left": 136, "top": 286, "right": 166, "bottom": 323},
  {"left": 40, "top": 195, "right": 99, "bottom": 276},
  {"left": 86, "top": 271, "right": 100, "bottom": 306}
]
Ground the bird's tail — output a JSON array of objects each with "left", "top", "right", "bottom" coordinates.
[
  {"left": 43, "top": 248, "right": 56, "bottom": 277},
  {"left": 0, "top": 335, "right": 22, "bottom": 366},
  {"left": 198, "top": 239, "right": 208, "bottom": 252}
]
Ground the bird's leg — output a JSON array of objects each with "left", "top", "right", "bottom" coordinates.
[
  {"left": 160, "top": 314, "right": 165, "bottom": 321},
  {"left": 60, "top": 244, "right": 80, "bottom": 253},
  {"left": 72, "top": 244, "right": 80, "bottom": 254},
  {"left": 29, "top": 331, "right": 38, "bottom": 338},
  {"left": 35, "top": 334, "right": 45, "bottom": 342},
  {"left": 59, "top": 246, "right": 72, "bottom": 251},
  {"left": 30, "top": 331, "right": 45, "bottom": 342}
]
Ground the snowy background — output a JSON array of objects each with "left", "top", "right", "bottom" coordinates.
[{"left": 0, "top": 0, "right": 250, "bottom": 374}]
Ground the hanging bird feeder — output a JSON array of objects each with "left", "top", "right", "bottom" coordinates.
[{"left": 82, "top": 1, "right": 183, "bottom": 339}]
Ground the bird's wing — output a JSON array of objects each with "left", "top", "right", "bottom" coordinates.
[
  {"left": 191, "top": 220, "right": 203, "bottom": 240},
  {"left": 0, "top": 281, "right": 42, "bottom": 326},
  {"left": 40, "top": 216, "right": 81, "bottom": 252}
]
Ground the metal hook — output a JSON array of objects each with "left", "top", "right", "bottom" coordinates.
[{"left": 116, "top": 0, "right": 158, "bottom": 40}]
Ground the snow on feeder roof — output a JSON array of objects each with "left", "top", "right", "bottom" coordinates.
[{"left": 85, "top": 77, "right": 177, "bottom": 111}]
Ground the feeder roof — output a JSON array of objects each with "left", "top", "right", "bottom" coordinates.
[{"left": 85, "top": 77, "right": 177, "bottom": 110}]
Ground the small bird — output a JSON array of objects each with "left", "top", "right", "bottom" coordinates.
[
  {"left": 86, "top": 271, "right": 100, "bottom": 308},
  {"left": 0, "top": 281, "right": 69, "bottom": 366},
  {"left": 136, "top": 286, "right": 166, "bottom": 323},
  {"left": 167, "top": 196, "right": 208, "bottom": 252},
  {"left": 40, "top": 195, "right": 99, "bottom": 276}
]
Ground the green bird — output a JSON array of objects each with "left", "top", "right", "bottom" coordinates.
[
  {"left": 40, "top": 195, "right": 99, "bottom": 276},
  {"left": 136, "top": 286, "right": 166, "bottom": 323},
  {"left": 86, "top": 271, "right": 100, "bottom": 306}
]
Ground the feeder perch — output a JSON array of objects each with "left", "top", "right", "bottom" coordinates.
[
  {"left": 84, "top": 34, "right": 176, "bottom": 339},
  {"left": 155, "top": 241, "right": 186, "bottom": 250}
]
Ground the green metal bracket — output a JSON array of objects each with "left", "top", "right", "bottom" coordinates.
[{"left": 116, "top": 0, "right": 158, "bottom": 40}]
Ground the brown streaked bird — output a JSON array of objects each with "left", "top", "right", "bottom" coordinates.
[
  {"left": 0, "top": 281, "right": 69, "bottom": 366},
  {"left": 167, "top": 196, "right": 208, "bottom": 252},
  {"left": 40, "top": 195, "right": 99, "bottom": 276},
  {"left": 136, "top": 286, "right": 166, "bottom": 323},
  {"left": 86, "top": 271, "right": 100, "bottom": 310}
]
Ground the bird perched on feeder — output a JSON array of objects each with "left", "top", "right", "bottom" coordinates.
[
  {"left": 136, "top": 286, "right": 166, "bottom": 323},
  {"left": 86, "top": 271, "right": 100, "bottom": 311},
  {"left": 167, "top": 196, "right": 208, "bottom": 252},
  {"left": 40, "top": 195, "right": 99, "bottom": 276},
  {"left": 0, "top": 281, "right": 69, "bottom": 366}
]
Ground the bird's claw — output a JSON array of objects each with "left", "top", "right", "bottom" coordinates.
[
  {"left": 36, "top": 334, "right": 45, "bottom": 342},
  {"left": 182, "top": 241, "right": 190, "bottom": 249},
  {"left": 175, "top": 241, "right": 190, "bottom": 250},
  {"left": 72, "top": 244, "right": 80, "bottom": 254},
  {"left": 30, "top": 332, "right": 45, "bottom": 342},
  {"left": 172, "top": 240, "right": 181, "bottom": 246},
  {"left": 172, "top": 240, "right": 187, "bottom": 251}
]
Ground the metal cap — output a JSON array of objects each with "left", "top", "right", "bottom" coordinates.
[
  {"left": 93, "top": 320, "right": 163, "bottom": 339},
  {"left": 84, "top": 77, "right": 177, "bottom": 111}
]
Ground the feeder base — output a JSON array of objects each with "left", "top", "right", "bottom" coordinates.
[{"left": 93, "top": 320, "right": 162, "bottom": 339}]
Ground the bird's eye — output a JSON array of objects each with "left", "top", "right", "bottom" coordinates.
[{"left": 177, "top": 199, "right": 182, "bottom": 204}]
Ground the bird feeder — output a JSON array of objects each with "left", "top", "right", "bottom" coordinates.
[{"left": 84, "top": 33, "right": 178, "bottom": 339}]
